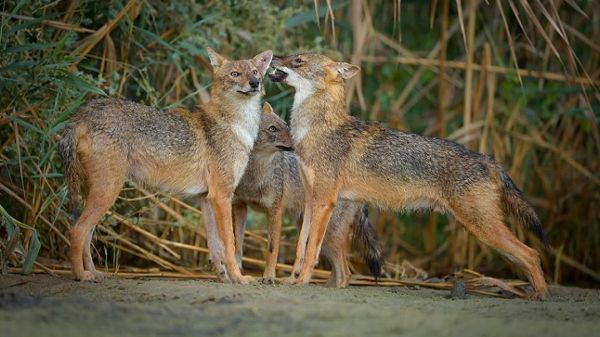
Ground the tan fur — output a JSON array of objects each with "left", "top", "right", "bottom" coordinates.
[
  {"left": 218, "top": 103, "right": 380, "bottom": 286},
  {"left": 60, "top": 48, "right": 273, "bottom": 284},
  {"left": 270, "top": 53, "right": 547, "bottom": 299}
]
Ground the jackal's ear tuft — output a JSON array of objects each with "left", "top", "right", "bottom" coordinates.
[
  {"left": 332, "top": 62, "right": 360, "bottom": 80},
  {"left": 261, "top": 102, "right": 273, "bottom": 114},
  {"left": 206, "top": 47, "right": 226, "bottom": 68},
  {"left": 253, "top": 50, "right": 274, "bottom": 76}
]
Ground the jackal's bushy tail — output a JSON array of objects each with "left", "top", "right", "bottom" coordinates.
[
  {"left": 58, "top": 126, "right": 81, "bottom": 222},
  {"left": 352, "top": 206, "right": 384, "bottom": 279},
  {"left": 497, "top": 168, "right": 547, "bottom": 246}
]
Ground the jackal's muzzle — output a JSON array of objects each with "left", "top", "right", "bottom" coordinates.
[
  {"left": 268, "top": 69, "right": 288, "bottom": 82},
  {"left": 275, "top": 145, "right": 294, "bottom": 151},
  {"left": 268, "top": 56, "right": 288, "bottom": 82}
]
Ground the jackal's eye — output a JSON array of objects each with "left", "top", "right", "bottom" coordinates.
[
  {"left": 293, "top": 57, "right": 303, "bottom": 67},
  {"left": 252, "top": 69, "right": 258, "bottom": 75},
  {"left": 230, "top": 71, "right": 240, "bottom": 77},
  {"left": 268, "top": 126, "right": 278, "bottom": 132}
]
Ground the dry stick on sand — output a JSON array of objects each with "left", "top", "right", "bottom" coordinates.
[{"left": 9, "top": 266, "right": 525, "bottom": 298}]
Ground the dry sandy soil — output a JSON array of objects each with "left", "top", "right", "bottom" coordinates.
[{"left": 1, "top": 274, "right": 599, "bottom": 337}]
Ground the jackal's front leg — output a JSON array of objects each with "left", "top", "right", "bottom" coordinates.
[
  {"left": 206, "top": 180, "right": 253, "bottom": 284},
  {"left": 200, "top": 198, "right": 229, "bottom": 282},
  {"left": 263, "top": 207, "right": 283, "bottom": 279},
  {"left": 285, "top": 166, "right": 314, "bottom": 284},
  {"left": 295, "top": 192, "right": 338, "bottom": 285},
  {"left": 282, "top": 202, "right": 312, "bottom": 285}
]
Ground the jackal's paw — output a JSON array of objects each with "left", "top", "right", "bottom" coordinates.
[
  {"left": 215, "top": 267, "right": 231, "bottom": 283},
  {"left": 294, "top": 276, "right": 311, "bottom": 286},
  {"left": 75, "top": 271, "right": 102, "bottom": 283},
  {"left": 281, "top": 276, "right": 298, "bottom": 285},
  {"left": 89, "top": 270, "right": 106, "bottom": 282},
  {"left": 259, "top": 276, "right": 277, "bottom": 285},
  {"left": 328, "top": 274, "right": 351, "bottom": 288},
  {"left": 230, "top": 275, "right": 255, "bottom": 285},
  {"left": 527, "top": 290, "right": 548, "bottom": 301},
  {"left": 325, "top": 277, "right": 349, "bottom": 288}
]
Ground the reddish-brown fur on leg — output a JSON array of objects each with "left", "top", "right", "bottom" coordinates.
[
  {"left": 270, "top": 52, "right": 547, "bottom": 298},
  {"left": 200, "top": 198, "right": 229, "bottom": 281},
  {"left": 286, "top": 170, "right": 314, "bottom": 283},
  {"left": 206, "top": 170, "right": 252, "bottom": 284},
  {"left": 229, "top": 106, "right": 381, "bottom": 284},
  {"left": 296, "top": 191, "right": 338, "bottom": 285},
  {"left": 449, "top": 185, "right": 547, "bottom": 299},
  {"left": 60, "top": 49, "right": 273, "bottom": 283},
  {"left": 321, "top": 223, "right": 351, "bottom": 287},
  {"left": 83, "top": 230, "right": 103, "bottom": 280},
  {"left": 263, "top": 207, "right": 283, "bottom": 279},
  {"left": 68, "top": 132, "right": 126, "bottom": 281}
]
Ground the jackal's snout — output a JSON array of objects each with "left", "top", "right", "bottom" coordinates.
[
  {"left": 267, "top": 53, "right": 360, "bottom": 87},
  {"left": 268, "top": 69, "right": 288, "bottom": 82},
  {"left": 268, "top": 56, "right": 288, "bottom": 82}
]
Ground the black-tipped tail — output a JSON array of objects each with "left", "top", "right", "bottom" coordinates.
[
  {"left": 352, "top": 205, "right": 384, "bottom": 279},
  {"left": 498, "top": 169, "right": 548, "bottom": 246}
]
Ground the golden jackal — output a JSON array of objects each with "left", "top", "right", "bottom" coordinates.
[
  {"left": 209, "top": 103, "right": 383, "bottom": 285},
  {"left": 59, "top": 48, "right": 272, "bottom": 283},
  {"left": 269, "top": 53, "right": 548, "bottom": 299}
]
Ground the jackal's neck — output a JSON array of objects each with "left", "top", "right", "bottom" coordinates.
[
  {"left": 208, "top": 94, "right": 262, "bottom": 149},
  {"left": 247, "top": 150, "right": 278, "bottom": 176},
  {"left": 212, "top": 94, "right": 261, "bottom": 118},
  {"left": 290, "top": 84, "right": 349, "bottom": 143}
]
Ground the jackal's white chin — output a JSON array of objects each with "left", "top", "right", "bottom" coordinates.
[{"left": 283, "top": 69, "right": 312, "bottom": 90}]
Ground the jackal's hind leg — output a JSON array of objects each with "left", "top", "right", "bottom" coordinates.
[
  {"left": 321, "top": 231, "right": 351, "bottom": 288},
  {"left": 70, "top": 184, "right": 122, "bottom": 282},
  {"left": 69, "top": 145, "right": 125, "bottom": 282},
  {"left": 83, "top": 229, "right": 105, "bottom": 281},
  {"left": 451, "top": 198, "right": 547, "bottom": 299}
]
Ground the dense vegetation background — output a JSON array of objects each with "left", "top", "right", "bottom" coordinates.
[{"left": 1, "top": 0, "right": 598, "bottom": 287}]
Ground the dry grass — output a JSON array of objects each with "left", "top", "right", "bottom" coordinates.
[{"left": 1, "top": 0, "right": 598, "bottom": 293}]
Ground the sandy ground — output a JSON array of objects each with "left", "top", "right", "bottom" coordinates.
[{"left": 1, "top": 274, "right": 599, "bottom": 337}]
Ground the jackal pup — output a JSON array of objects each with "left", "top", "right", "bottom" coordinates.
[
  {"left": 213, "top": 103, "right": 383, "bottom": 286},
  {"left": 270, "top": 53, "right": 548, "bottom": 298},
  {"left": 59, "top": 48, "right": 272, "bottom": 283}
]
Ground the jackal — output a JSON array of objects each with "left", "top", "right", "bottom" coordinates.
[
  {"left": 269, "top": 53, "right": 548, "bottom": 298},
  {"left": 209, "top": 103, "right": 383, "bottom": 286},
  {"left": 58, "top": 48, "right": 272, "bottom": 283}
]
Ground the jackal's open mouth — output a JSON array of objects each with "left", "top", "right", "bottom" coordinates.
[
  {"left": 268, "top": 68, "right": 288, "bottom": 82},
  {"left": 276, "top": 145, "right": 294, "bottom": 151},
  {"left": 237, "top": 89, "right": 259, "bottom": 96}
]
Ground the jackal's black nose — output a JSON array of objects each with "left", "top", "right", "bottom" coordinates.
[{"left": 249, "top": 78, "right": 259, "bottom": 89}]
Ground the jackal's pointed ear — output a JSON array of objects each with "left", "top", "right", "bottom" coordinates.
[
  {"left": 253, "top": 50, "right": 273, "bottom": 76},
  {"left": 262, "top": 102, "right": 273, "bottom": 114},
  {"left": 332, "top": 62, "right": 361, "bottom": 80},
  {"left": 206, "top": 47, "right": 226, "bottom": 68}
]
